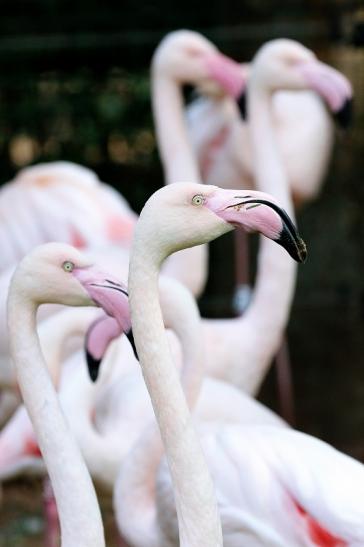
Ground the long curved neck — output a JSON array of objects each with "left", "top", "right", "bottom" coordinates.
[
  {"left": 128, "top": 232, "right": 222, "bottom": 547},
  {"left": 241, "top": 84, "right": 297, "bottom": 375},
  {"left": 116, "top": 279, "right": 205, "bottom": 544},
  {"left": 7, "top": 289, "right": 105, "bottom": 547},
  {"left": 152, "top": 75, "right": 201, "bottom": 184},
  {"left": 152, "top": 72, "right": 208, "bottom": 296}
]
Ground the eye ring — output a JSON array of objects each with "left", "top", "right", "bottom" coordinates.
[
  {"left": 62, "top": 261, "right": 75, "bottom": 273},
  {"left": 191, "top": 194, "right": 205, "bottom": 206}
]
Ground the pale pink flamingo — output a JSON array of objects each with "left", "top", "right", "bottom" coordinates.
[
  {"left": 119, "top": 180, "right": 304, "bottom": 546},
  {"left": 151, "top": 30, "right": 244, "bottom": 297},
  {"left": 0, "top": 161, "right": 137, "bottom": 274},
  {"left": 7, "top": 242, "right": 132, "bottom": 547},
  {"left": 0, "top": 240, "right": 133, "bottom": 393},
  {"left": 188, "top": 36, "right": 351, "bottom": 379},
  {"left": 117, "top": 181, "right": 363, "bottom": 546},
  {"left": 196, "top": 39, "right": 352, "bottom": 397},
  {"left": 154, "top": 31, "right": 351, "bottom": 416}
]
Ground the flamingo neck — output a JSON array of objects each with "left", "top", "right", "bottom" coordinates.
[
  {"left": 116, "top": 278, "right": 205, "bottom": 543},
  {"left": 128, "top": 233, "right": 222, "bottom": 547},
  {"left": 152, "top": 75, "right": 201, "bottom": 184},
  {"left": 7, "top": 289, "right": 105, "bottom": 547},
  {"left": 239, "top": 84, "right": 297, "bottom": 385},
  {"left": 152, "top": 69, "right": 208, "bottom": 297}
]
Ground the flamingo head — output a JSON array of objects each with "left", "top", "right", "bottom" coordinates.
[
  {"left": 10, "top": 243, "right": 129, "bottom": 313},
  {"left": 152, "top": 30, "right": 245, "bottom": 98},
  {"left": 245, "top": 39, "right": 353, "bottom": 127},
  {"left": 137, "top": 183, "right": 307, "bottom": 263}
]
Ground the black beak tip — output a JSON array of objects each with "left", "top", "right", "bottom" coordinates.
[
  {"left": 85, "top": 349, "right": 101, "bottom": 382},
  {"left": 236, "top": 90, "right": 247, "bottom": 120},
  {"left": 334, "top": 97, "right": 353, "bottom": 129},
  {"left": 277, "top": 230, "right": 307, "bottom": 264},
  {"left": 126, "top": 329, "right": 138, "bottom": 360}
]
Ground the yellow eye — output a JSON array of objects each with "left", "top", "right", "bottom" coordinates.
[
  {"left": 62, "top": 261, "right": 75, "bottom": 273},
  {"left": 191, "top": 194, "right": 205, "bottom": 206}
]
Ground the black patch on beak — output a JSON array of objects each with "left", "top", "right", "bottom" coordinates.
[
  {"left": 230, "top": 198, "right": 307, "bottom": 263},
  {"left": 334, "top": 98, "right": 353, "bottom": 129},
  {"left": 89, "top": 282, "right": 128, "bottom": 297},
  {"left": 126, "top": 329, "right": 138, "bottom": 360},
  {"left": 86, "top": 348, "right": 101, "bottom": 383},
  {"left": 236, "top": 90, "right": 247, "bottom": 120},
  {"left": 84, "top": 314, "right": 106, "bottom": 382},
  {"left": 276, "top": 226, "right": 307, "bottom": 264}
]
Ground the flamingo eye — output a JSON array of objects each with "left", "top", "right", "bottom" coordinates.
[
  {"left": 191, "top": 194, "right": 205, "bottom": 206},
  {"left": 62, "top": 261, "right": 75, "bottom": 273}
]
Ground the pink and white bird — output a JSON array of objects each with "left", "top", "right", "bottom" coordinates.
[
  {"left": 151, "top": 30, "right": 245, "bottom": 297},
  {"left": 0, "top": 161, "right": 137, "bottom": 274},
  {"left": 7, "top": 242, "right": 133, "bottom": 547},
  {"left": 192, "top": 38, "right": 351, "bottom": 396},
  {"left": 117, "top": 181, "right": 364, "bottom": 547}
]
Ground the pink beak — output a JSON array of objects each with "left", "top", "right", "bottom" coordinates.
[
  {"left": 204, "top": 52, "right": 246, "bottom": 98},
  {"left": 85, "top": 313, "right": 135, "bottom": 382},
  {"left": 72, "top": 267, "right": 129, "bottom": 326},
  {"left": 71, "top": 266, "right": 133, "bottom": 382},
  {"left": 205, "top": 188, "right": 307, "bottom": 263},
  {"left": 297, "top": 59, "right": 353, "bottom": 127}
]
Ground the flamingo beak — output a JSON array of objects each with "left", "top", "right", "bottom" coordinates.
[
  {"left": 72, "top": 267, "right": 129, "bottom": 321},
  {"left": 333, "top": 97, "right": 353, "bottom": 129},
  {"left": 85, "top": 314, "right": 122, "bottom": 382},
  {"left": 85, "top": 313, "right": 138, "bottom": 382},
  {"left": 297, "top": 60, "right": 353, "bottom": 128},
  {"left": 204, "top": 53, "right": 246, "bottom": 98},
  {"left": 236, "top": 90, "right": 247, "bottom": 120},
  {"left": 205, "top": 189, "right": 307, "bottom": 263},
  {"left": 71, "top": 266, "right": 132, "bottom": 380}
]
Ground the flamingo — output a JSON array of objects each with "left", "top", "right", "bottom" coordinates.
[
  {"left": 119, "top": 180, "right": 364, "bottom": 546},
  {"left": 151, "top": 30, "right": 244, "bottom": 297},
  {"left": 123, "top": 178, "right": 304, "bottom": 546},
  {"left": 186, "top": 39, "right": 352, "bottom": 413},
  {"left": 0, "top": 161, "right": 137, "bottom": 274},
  {"left": 7, "top": 242, "right": 131, "bottom": 547},
  {"left": 186, "top": 36, "right": 351, "bottom": 396}
]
